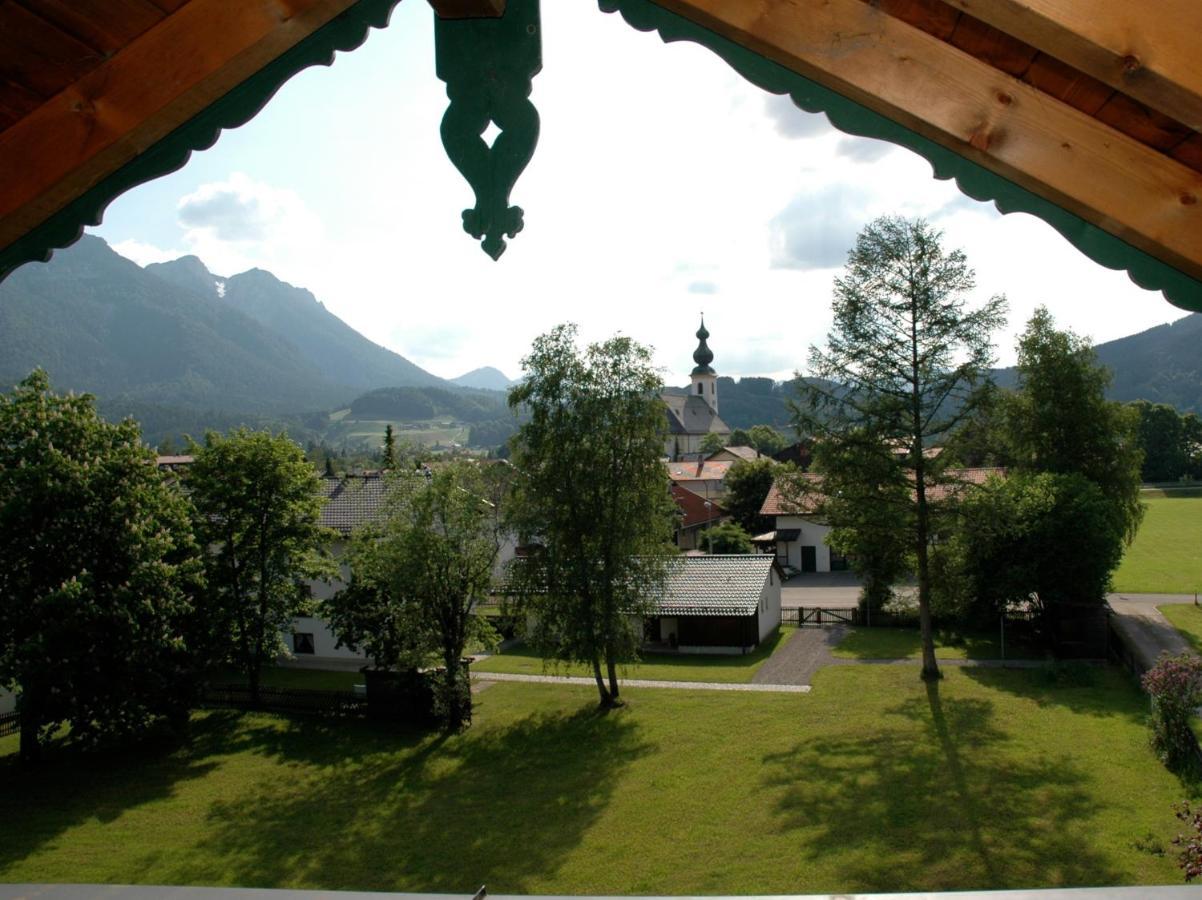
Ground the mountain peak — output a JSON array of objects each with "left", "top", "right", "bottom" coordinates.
[{"left": 451, "top": 366, "right": 515, "bottom": 391}]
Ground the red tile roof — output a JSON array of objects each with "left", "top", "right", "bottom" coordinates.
[
  {"left": 671, "top": 483, "right": 727, "bottom": 529},
  {"left": 760, "top": 468, "right": 1006, "bottom": 517},
  {"left": 665, "top": 459, "right": 732, "bottom": 482}
]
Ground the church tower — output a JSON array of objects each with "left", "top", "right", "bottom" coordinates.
[{"left": 689, "top": 316, "right": 718, "bottom": 415}]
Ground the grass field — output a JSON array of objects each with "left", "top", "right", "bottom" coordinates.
[
  {"left": 214, "top": 667, "right": 364, "bottom": 692},
  {"left": 1114, "top": 494, "right": 1202, "bottom": 594},
  {"left": 472, "top": 628, "right": 794, "bottom": 683},
  {"left": 0, "top": 666, "right": 1188, "bottom": 893},
  {"left": 832, "top": 627, "right": 1041, "bottom": 660},
  {"left": 1158, "top": 604, "right": 1202, "bottom": 655}
]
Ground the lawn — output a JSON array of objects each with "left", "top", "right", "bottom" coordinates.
[
  {"left": 1158, "top": 604, "right": 1202, "bottom": 655},
  {"left": 833, "top": 626, "right": 1042, "bottom": 660},
  {"left": 0, "top": 665, "right": 1188, "bottom": 893},
  {"left": 1113, "top": 494, "right": 1202, "bottom": 594},
  {"left": 472, "top": 627, "right": 794, "bottom": 683}
]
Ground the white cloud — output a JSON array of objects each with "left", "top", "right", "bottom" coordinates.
[
  {"left": 835, "top": 136, "right": 893, "bottom": 164},
  {"left": 173, "top": 173, "right": 323, "bottom": 280},
  {"left": 109, "top": 239, "right": 185, "bottom": 267},
  {"left": 763, "top": 94, "right": 832, "bottom": 139}
]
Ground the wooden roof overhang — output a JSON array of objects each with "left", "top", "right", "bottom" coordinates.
[{"left": 2, "top": 0, "right": 1202, "bottom": 311}]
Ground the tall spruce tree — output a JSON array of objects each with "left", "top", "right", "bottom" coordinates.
[
  {"left": 794, "top": 217, "right": 1006, "bottom": 680},
  {"left": 506, "top": 325, "right": 676, "bottom": 707}
]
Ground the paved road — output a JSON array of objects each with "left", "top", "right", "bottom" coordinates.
[
  {"left": 1107, "top": 592, "right": 1197, "bottom": 671},
  {"left": 754, "top": 626, "right": 845, "bottom": 685},
  {"left": 781, "top": 572, "right": 861, "bottom": 609}
]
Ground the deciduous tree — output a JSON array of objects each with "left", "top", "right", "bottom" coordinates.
[
  {"left": 723, "top": 457, "right": 784, "bottom": 534},
  {"left": 324, "top": 461, "right": 504, "bottom": 728},
  {"left": 794, "top": 216, "right": 1007, "bottom": 680},
  {"left": 187, "top": 428, "right": 333, "bottom": 703},
  {"left": 1007, "top": 307, "right": 1143, "bottom": 542},
  {"left": 0, "top": 371, "right": 204, "bottom": 762},
  {"left": 506, "top": 325, "right": 675, "bottom": 708}
]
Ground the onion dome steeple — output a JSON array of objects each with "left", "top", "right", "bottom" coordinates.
[{"left": 691, "top": 315, "right": 715, "bottom": 375}]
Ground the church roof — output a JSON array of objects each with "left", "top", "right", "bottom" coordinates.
[
  {"left": 663, "top": 393, "right": 729, "bottom": 436},
  {"left": 691, "top": 316, "right": 715, "bottom": 376}
]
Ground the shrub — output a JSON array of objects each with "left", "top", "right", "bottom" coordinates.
[
  {"left": 1142, "top": 653, "right": 1202, "bottom": 771},
  {"left": 1174, "top": 802, "right": 1202, "bottom": 880}
]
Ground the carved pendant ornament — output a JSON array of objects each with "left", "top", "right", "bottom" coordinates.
[{"left": 434, "top": 0, "right": 542, "bottom": 260}]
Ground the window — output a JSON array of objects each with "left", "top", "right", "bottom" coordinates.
[
  {"left": 697, "top": 382, "right": 703, "bottom": 395},
  {"left": 293, "top": 632, "right": 315, "bottom": 655}
]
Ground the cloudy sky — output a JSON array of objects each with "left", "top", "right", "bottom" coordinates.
[{"left": 88, "top": 0, "right": 1188, "bottom": 386}]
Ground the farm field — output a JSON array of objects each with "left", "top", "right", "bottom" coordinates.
[
  {"left": 1113, "top": 493, "right": 1202, "bottom": 594},
  {"left": 322, "top": 416, "right": 471, "bottom": 450},
  {"left": 0, "top": 666, "right": 1186, "bottom": 894},
  {"left": 472, "top": 627, "right": 794, "bottom": 683}
]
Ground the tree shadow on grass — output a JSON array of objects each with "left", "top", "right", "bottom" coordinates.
[
  {"left": 0, "top": 712, "right": 237, "bottom": 873},
  {"left": 961, "top": 664, "right": 1147, "bottom": 725},
  {"left": 167, "top": 701, "right": 648, "bottom": 892},
  {"left": 762, "top": 681, "right": 1118, "bottom": 892}
]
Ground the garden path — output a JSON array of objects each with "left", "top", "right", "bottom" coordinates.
[{"left": 1107, "top": 592, "right": 1196, "bottom": 671}]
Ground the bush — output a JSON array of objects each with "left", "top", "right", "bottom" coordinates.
[
  {"left": 1174, "top": 802, "right": 1202, "bottom": 880},
  {"left": 1142, "top": 653, "right": 1202, "bottom": 771}
]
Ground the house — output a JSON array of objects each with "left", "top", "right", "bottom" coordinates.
[
  {"left": 707, "top": 445, "right": 760, "bottom": 464},
  {"left": 662, "top": 318, "right": 731, "bottom": 460},
  {"left": 664, "top": 458, "right": 732, "bottom": 502},
  {"left": 671, "top": 483, "right": 729, "bottom": 551},
  {"left": 759, "top": 468, "right": 1005, "bottom": 574},
  {"left": 292, "top": 468, "right": 519, "bottom": 666},
  {"left": 758, "top": 475, "right": 844, "bottom": 574},
  {"left": 644, "top": 555, "right": 782, "bottom": 654}
]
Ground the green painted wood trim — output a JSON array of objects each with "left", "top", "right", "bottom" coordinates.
[
  {"left": 600, "top": 0, "right": 1202, "bottom": 313},
  {"left": 0, "top": 0, "right": 402, "bottom": 283}
]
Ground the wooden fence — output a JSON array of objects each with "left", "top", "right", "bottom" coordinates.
[
  {"left": 0, "top": 710, "right": 18, "bottom": 738},
  {"left": 199, "top": 684, "right": 367, "bottom": 718}
]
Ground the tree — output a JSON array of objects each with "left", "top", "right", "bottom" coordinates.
[
  {"left": 701, "top": 520, "right": 753, "bottom": 553},
  {"left": 934, "top": 471, "right": 1125, "bottom": 630},
  {"left": 747, "top": 424, "right": 788, "bottom": 456},
  {"left": 700, "top": 432, "right": 727, "bottom": 456},
  {"left": 1007, "top": 307, "right": 1143, "bottom": 543},
  {"left": 1131, "top": 400, "right": 1186, "bottom": 483},
  {"left": 723, "top": 457, "right": 783, "bottom": 533},
  {"left": 794, "top": 216, "right": 1007, "bottom": 680},
  {"left": 506, "top": 324, "right": 676, "bottom": 708},
  {"left": 187, "top": 428, "right": 333, "bottom": 703},
  {"left": 0, "top": 371, "right": 204, "bottom": 762},
  {"left": 382, "top": 424, "right": 397, "bottom": 469},
  {"left": 323, "top": 462, "right": 504, "bottom": 728},
  {"left": 729, "top": 427, "right": 752, "bottom": 448},
  {"left": 804, "top": 435, "right": 912, "bottom": 616}
]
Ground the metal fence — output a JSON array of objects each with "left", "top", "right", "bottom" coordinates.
[
  {"left": 199, "top": 684, "right": 367, "bottom": 718},
  {"left": 782, "top": 607, "right": 915, "bottom": 628},
  {"left": 0, "top": 710, "right": 19, "bottom": 738}
]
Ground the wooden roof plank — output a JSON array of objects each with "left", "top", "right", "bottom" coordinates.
[
  {"left": 952, "top": 0, "right": 1202, "bottom": 133},
  {"left": 15, "top": 0, "right": 167, "bottom": 56},
  {"left": 0, "top": 0, "right": 364, "bottom": 251},
  {"left": 653, "top": 0, "right": 1202, "bottom": 283},
  {"left": 0, "top": 2, "right": 102, "bottom": 98}
]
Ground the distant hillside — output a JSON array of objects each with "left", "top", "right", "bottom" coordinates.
[
  {"left": 147, "top": 257, "right": 445, "bottom": 390},
  {"left": 0, "top": 236, "right": 351, "bottom": 415},
  {"left": 451, "top": 366, "right": 515, "bottom": 391},
  {"left": 994, "top": 314, "right": 1202, "bottom": 412},
  {"left": 348, "top": 385, "right": 507, "bottom": 422}
]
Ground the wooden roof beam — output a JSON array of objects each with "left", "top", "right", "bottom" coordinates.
[
  {"left": 954, "top": 0, "right": 1202, "bottom": 133},
  {"left": 655, "top": 0, "right": 1202, "bottom": 282},
  {"left": 428, "top": 0, "right": 506, "bottom": 17},
  {"left": 0, "top": 0, "right": 366, "bottom": 254}
]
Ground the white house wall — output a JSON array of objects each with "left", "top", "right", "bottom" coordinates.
[
  {"left": 776, "top": 515, "right": 833, "bottom": 572},
  {"left": 758, "top": 570, "right": 782, "bottom": 643}
]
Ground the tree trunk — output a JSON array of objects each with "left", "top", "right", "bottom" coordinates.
[
  {"left": 910, "top": 296, "right": 941, "bottom": 682},
  {"left": 606, "top": 651, "right": 621, "bottom": 704},
  {"left": 443, "top": 646, "right": 468, "bottom": 730},
  {"left": 591, "top": 656, "right": 613, "bottom": 707}
]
